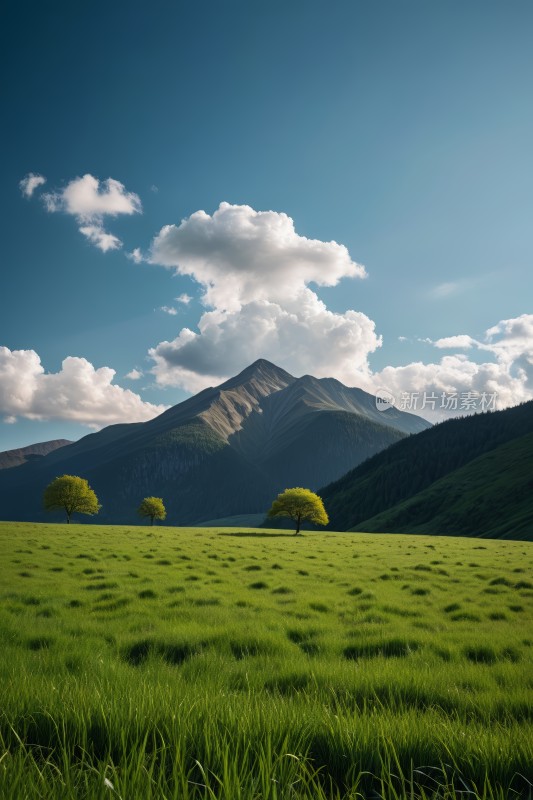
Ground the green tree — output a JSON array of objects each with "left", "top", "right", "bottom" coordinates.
[
  {"left": 138, "top": 496, "right": 166, "bottom": 526},
  {"left": 267, "top": 487, "right": 329, "bottom": 535},
  {"left": 43, "top": 475, "right": 101, "bottom": 524}
]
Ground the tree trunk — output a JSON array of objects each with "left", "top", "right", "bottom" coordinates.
[
  {"left": 150, "top": 516, "right": 154, "bottom": 526},
  {"left": 66, "top": 513, "right": 70, "bottom": 524},
  {"left": 294, "top": 514, "right": 301, "bottom": 535}
]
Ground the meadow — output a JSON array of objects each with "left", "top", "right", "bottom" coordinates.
[{"left": 0, "top": 521, "right": 532, "bottom": 799}]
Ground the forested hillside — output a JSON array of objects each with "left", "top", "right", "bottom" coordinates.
[{"left": 321, "top": 400, "right": 533, "bottom": 537}]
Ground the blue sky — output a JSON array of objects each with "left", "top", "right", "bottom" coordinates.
[{"left": 1, "top": 0, "right": 532, "bottom": 450}]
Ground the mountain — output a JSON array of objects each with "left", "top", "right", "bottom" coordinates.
[
  {"left": 320, "top": 400, "right": 533, "bottom": 540},
  {"left": 0, "top": 359, "right": 429, "bottom": 524},
  {"left": 0, "top": 439, "right": 71, "bottom": 470}
]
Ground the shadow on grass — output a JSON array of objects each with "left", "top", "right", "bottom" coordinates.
[{"left": 219, "top": 531, "right": 295, "bottom": 538}]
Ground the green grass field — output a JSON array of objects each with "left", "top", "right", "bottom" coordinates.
[{"left": 1, "top": 522, "right": 532, "bottom": 799}]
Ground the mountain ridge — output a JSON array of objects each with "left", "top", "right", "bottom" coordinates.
[
  {"left": 0, "top": 439, "right": 72, "bottom": 470},
  {"left": 0, "top": 359, "right": 429, "bottom": 524}
]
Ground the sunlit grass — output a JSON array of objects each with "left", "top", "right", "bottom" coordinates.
[{"left": 0, "top": 521, "right": 532, "bottom": 798}]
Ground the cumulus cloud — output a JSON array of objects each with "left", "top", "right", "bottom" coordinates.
[
  {"left": 176, "top": 293, "right": 192, "bottom": 304},
  {"left": 0, "top": 347, "right": 166, "bottom": 427},
  {"left": 485, "top": 314, "right": 533, "bottom": 363},
  {"left": 42, "top": 173, "right": 141, "bottom": 252},
  {"left": 433, "top": 335, "right": 477, "bottom": 349},
  {"left": 150, "top": 296, "right": 381, "bottom": 392},
  {"left": 160, "top": 306, "right": 178, "bottom": 315},
  {"left": 148, "top": 202, "right": 374, "bottom": 390},
  {"left": 150, "top": 201, "right": 366, "bottom": 313},
  {"left": 19, "top": 173, "right": 46, "bottom": 198},
  {"left": 367, "top": 314, "right": 533, "bottom": 419},
  {"left": 125, "top": 369, "right": 143, "bottom": 380},
  {"left": 79, "top": 225, "right": 122, "bottom": 252},
  {"left": 43, "top": 174, "right": 141, "bottom": 219}
]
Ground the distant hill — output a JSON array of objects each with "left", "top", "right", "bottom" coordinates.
[
  {"left": 0, "top": 439, "right": 71, "bottom": 470},
  {"left": 0, "top": 359, "right": 429, "bottom": 524},
  {"left": 320, "top": 400, "right": 533, "bottom": 540},
  {"left": 353, "top": 431, "right": 533, "bottom": 539}
]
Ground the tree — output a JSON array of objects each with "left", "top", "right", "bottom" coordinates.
[
  {"left": 267, "top": 487, "right": 329, "bottom": 535},
  {"left": 43, "top": 475, "right": 101, "bottom": 524},
  {"left": 138, "top": 496, "right": 166, "bottom": 526}
]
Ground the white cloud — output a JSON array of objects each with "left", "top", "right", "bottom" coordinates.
[
  {"left": 125, "top": 369, "right": 143, "bottom": 380},
  {"left": 4, "top": 416, "right": 16, "bottom": 425},
  {"left": 79, "top": 225, "right": 122, "bottom": 252},
  {"left": 366, "top": 314, "right": 533, "bottom": 419},
  {"left": 150, "top": 295, "right": 381, "bottom": 392},
  {"left": 160, "top": 306, "right": 178, "bottom": 315},
  {"left": 0, "top": 347, "right": 167, "bottom": 427},
  {"left": 150, "top": 201, "right": 366, "bottom": 313},
  {"left": 485, "top": 314, "right": 533, "bottom": 359},
  {"left": 43, "top": 174, "right": 141, "bottom": 219},
  {"left": 148, "top": 304, "right": 533, "bottom": 416},
  {"left": 127, "top": 247, "right": 144, "bottom": 263},
  {"left": 433, "top": 335, "right": 476, "bottom": 349},
  {"left": 19, "top": 173, "right": 46, "bottom": 198},
  {"left": 148, "top": 202, "right": 374, "bottom": 390},
  {"left": 42, "top": 173, "right": 141, "bottom": 252},
  {"left": 176, "top": 293, "right": 192, "bottom": 304}
]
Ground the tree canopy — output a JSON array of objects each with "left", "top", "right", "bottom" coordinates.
[
  {"left": 267, "top": 487, "right": 329, "bottom": 534},
  {"left": 138, "top": 496, "right": 166, "bottom": 525},
  {"left": 43, "top": 475, "right": 101, "bottom": 524}
]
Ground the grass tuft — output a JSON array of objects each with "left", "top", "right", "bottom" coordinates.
[{"left": 344, "top": 638, "right": 421, "bottom": 660}]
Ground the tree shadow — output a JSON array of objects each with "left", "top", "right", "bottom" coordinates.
[{"left": 219, "top": 531, "right": 295, "bottom": 538}]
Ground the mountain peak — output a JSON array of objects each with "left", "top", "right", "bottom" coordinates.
[
  {"left": 188, "top": 360, "right": 296, "bottom": 443},
  {"left": 221, "top": 359, "right": 295, "bottom": 389}
]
